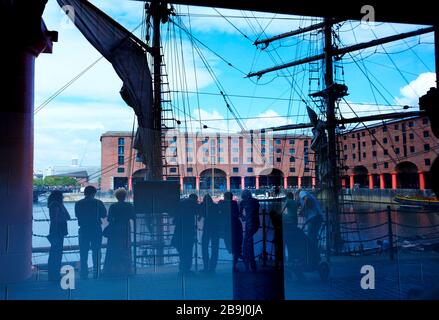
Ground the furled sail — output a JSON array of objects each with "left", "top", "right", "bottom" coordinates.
[{"left": 57, "top": 0, "right": 161, "bottom": 180}]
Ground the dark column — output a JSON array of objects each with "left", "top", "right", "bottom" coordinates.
[{"left": 0, "top": 1, "right": 55, "bottom": 283}]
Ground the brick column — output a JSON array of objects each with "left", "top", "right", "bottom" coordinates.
[
  {"left": 128, "top": 176, "right": 132, "bottom": 192},
  {"left": 284, "top": 176, "right": 288, "bottom": 189},
  {"left": 298, "top": 176, "right": 302, "bottom": 189},
  {"left": 391, "top": 172, "right": 397, "bottom": 190},
  {"left": 419, "top": 171, "right": 426, "bottom": 190},
  {"left": 196, "top": 176, "right": 200, "bottom": 192},
  {"left": 380, "top": 173, "right": 385, "bottom": 189},
  {"left": 350, "top": 175, "right": 355, "bottom": 189},
  {"left": 255, "top": 176, "right": 260, "bottom": 190},
  {"left": 368, "top": 174, "right": 374, "bottom": 189},
  {"left": 226, "top": 175, "right": 231, "bottom": 191},
  {"left": 179, "top": 176, "right": 184, "bottom": 192},
  {"left": 241, "top": 176, "right": 245, "bottom": 190},
  {"left": 312, "top": 177, "right": 316, "bottom": 189},
  {"left": 341, "top": 178, "right": 346, "bottom": 189}
]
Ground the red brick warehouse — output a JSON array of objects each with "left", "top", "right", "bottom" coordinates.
[{"left": 100, "top": 116, "right": 437, "bottom": 192}]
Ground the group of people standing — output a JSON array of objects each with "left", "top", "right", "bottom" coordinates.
[
  {"left": 172, "top": 189, "right": 260, "bottom": 275},
  {"left": 47, "top": 186, "right": 135, "bottom": 281},
  {"left": 47, "top": 185, "right": 323, "bottom": 281},
  {"left": 172, "top": 188, "right": 323, "bottom": 275}
]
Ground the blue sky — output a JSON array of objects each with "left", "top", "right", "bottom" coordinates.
[{"left": 34, "top": 0, "right": 436, "bottom": 170}]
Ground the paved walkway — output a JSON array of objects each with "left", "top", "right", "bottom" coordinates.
[{"left": 1, "top": 252, "right": 438, "bottom": 300}]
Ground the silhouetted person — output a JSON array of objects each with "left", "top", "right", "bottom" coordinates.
[
  {"left": 47, "top": 190, "right": 71, "bottom": 281},
  {"left": 75, "top": 185, "right": 107, "bottom": 279},
  {"left": 199, "top": 194, "right": 220, "bottom": 273},
  {"left": 281, "top": 192, "right": 299, "bottom": 264},
  {"left": 268, "top": 187, "right": 283, "bottom": 268},
  {"left": 297, "top": 189, "right": 323, "bottom": 245},
  {"left": 102, "top": 188, "right": 135, "bottom": 277},
  {"left": 239, "top": 190, "right": 260, "bottom": 272},
  {"left": 218, "top": 192, "right": 243, "bottom": 272},
  {"left": 171, "top": 193, "right": 199, "bottom": 275}
]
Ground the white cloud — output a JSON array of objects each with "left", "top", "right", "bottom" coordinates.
[
  {"left": 188, "top": 107, "right": 290, "bottom": 133},
  {"left": 395, "top": 72, "right": 436, "bottom": 106}
]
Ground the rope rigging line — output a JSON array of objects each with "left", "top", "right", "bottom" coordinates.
[{"left": 34, "top": 20, "right": 145, "bottom": 114}]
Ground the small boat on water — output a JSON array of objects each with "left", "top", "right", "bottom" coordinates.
[{"left": 394, "top": 195, "right": 439, "bottom": 209}]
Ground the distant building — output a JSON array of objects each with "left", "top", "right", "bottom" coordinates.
[
  {"left": 100, "top": 116, "right": 437, "bottom": 192},
  {"left": 341, "top": 116, "right": 437, "bottom": 190},
  {"left": 100, "top": 131, "right": 315, "bottom": 191}
]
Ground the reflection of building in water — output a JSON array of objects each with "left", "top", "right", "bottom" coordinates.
[{"left": 100, "top": 116, "right": 438, "bottom": 192}]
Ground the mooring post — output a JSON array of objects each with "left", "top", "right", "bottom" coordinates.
[{"left": 387, "top": 205, "right": 394, "bottom": 261}]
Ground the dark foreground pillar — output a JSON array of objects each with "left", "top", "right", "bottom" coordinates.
[
  {"left": 233, "top": 267, "right": 285, "bottom": 300},
  {"left": 0, "top": 1, "right": 55, "bottom": 283}
]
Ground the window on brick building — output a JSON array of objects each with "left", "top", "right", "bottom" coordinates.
[
  {"left": 425, "top": 159, "right": 431, "bottom": 166},
  {"left": 118, "top": 146, "right": 124, "bottom": 155},
  {"left": 118, "top": 156, "right": 124, "bottom": 165},
  {"left": 372, "top": 140, "right": 376, "bottom": 145},
  {"left": 232, "top": 157, "right": 239, "bottom": 163},
  {"left": 304, "top": 167, "right": 310, "bottom": 173},
  {"left": 290, "top": 156, "right": 295, "bottom": 163},
  {"left": 423, "top": 131, "right": 430, "bottom": 138},
  {"left": 408, "top": 121, "right": 414, "bottom": 127},
  {"left": 170, "top": 167, "right": 177, "bottom": 173},
  {"left": 384, "top": 149, "right": 388, "bottom": 155},
  {"left": 233, "top": 167, "right": 239, "bottom": 173},
  {"left": 117, "top": 167, "right": 124, "bottom": 173},
  {"left": 304, "top": 140, "right": 309, "bottom": 147},
  {"left": 372, "top": 151, "right": 377, "bottom": 157},
  {"left": 344, "top": 145, "right": 347, "bottom": 150},
  {"left": 289, "top": 139, "right": 295, "bottom": 145},
  {"left": 289, "top": 167, "right": 296, "bottom": 173},
  {"left": 394, "top": 136, "right": 399, "bottom": 142},
  {"left": 118, "top": 137, "right": 124, "bottom": 145},
  {"left": 410, "top": 146, "right": 415, "bottom": 153},
  {"left": 423, "top": 118, "right": 429, "bottom": 125},
  {"left": 247, "top": 167, "right": 253, "bottom": 173},
  {"left": 383, "top": 138, "right": 388, "bottom": 144},
  {"left": 363, "top": 152, "right": 366, "bottom": 159},
  {"left": 352, "top": 143, "right": 356, "bottom": 149},
  {"left": 352, "top": 154, "right": 356, "bottom": 159},
  {"left": 289, "top": 148, "right": 295, "bottom": 154},
  {"left": 383, "top": 126, "right": 388, "bottom": 132},
  {"left": 362, "top": 141, "right": 366, "bottom": 147},
  {"left": 394, "top": 124, "right": 399, "bottom": 130},
  {"left": 276, "top": 157, "right": 281, "bottom": 163},
  {"left": 362, "top": 132, "right": 366, "bottom": 137},
  {"left": 384, "top": 162, "right": 388, "bottom": 169},
  {"left": 409, "top": 133, "right": 414, "bottom": 140},
  {"left": 395, "top": 148, "right": 400, "bottom": 154},
  {"left": 187, "top": 167, "right": 193, "bottom": 173},
  {"left": 424, "top": 144, "right": 430, "bottom": 151},
  {"left": 275, "top": 139, "right": 281, "bottom": 144},
  {"left": 136, "top": 152, "right": 142, "bottom": 162},
  {"left": 373, "top": 163, "right": 377, "bottom": 169}
]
